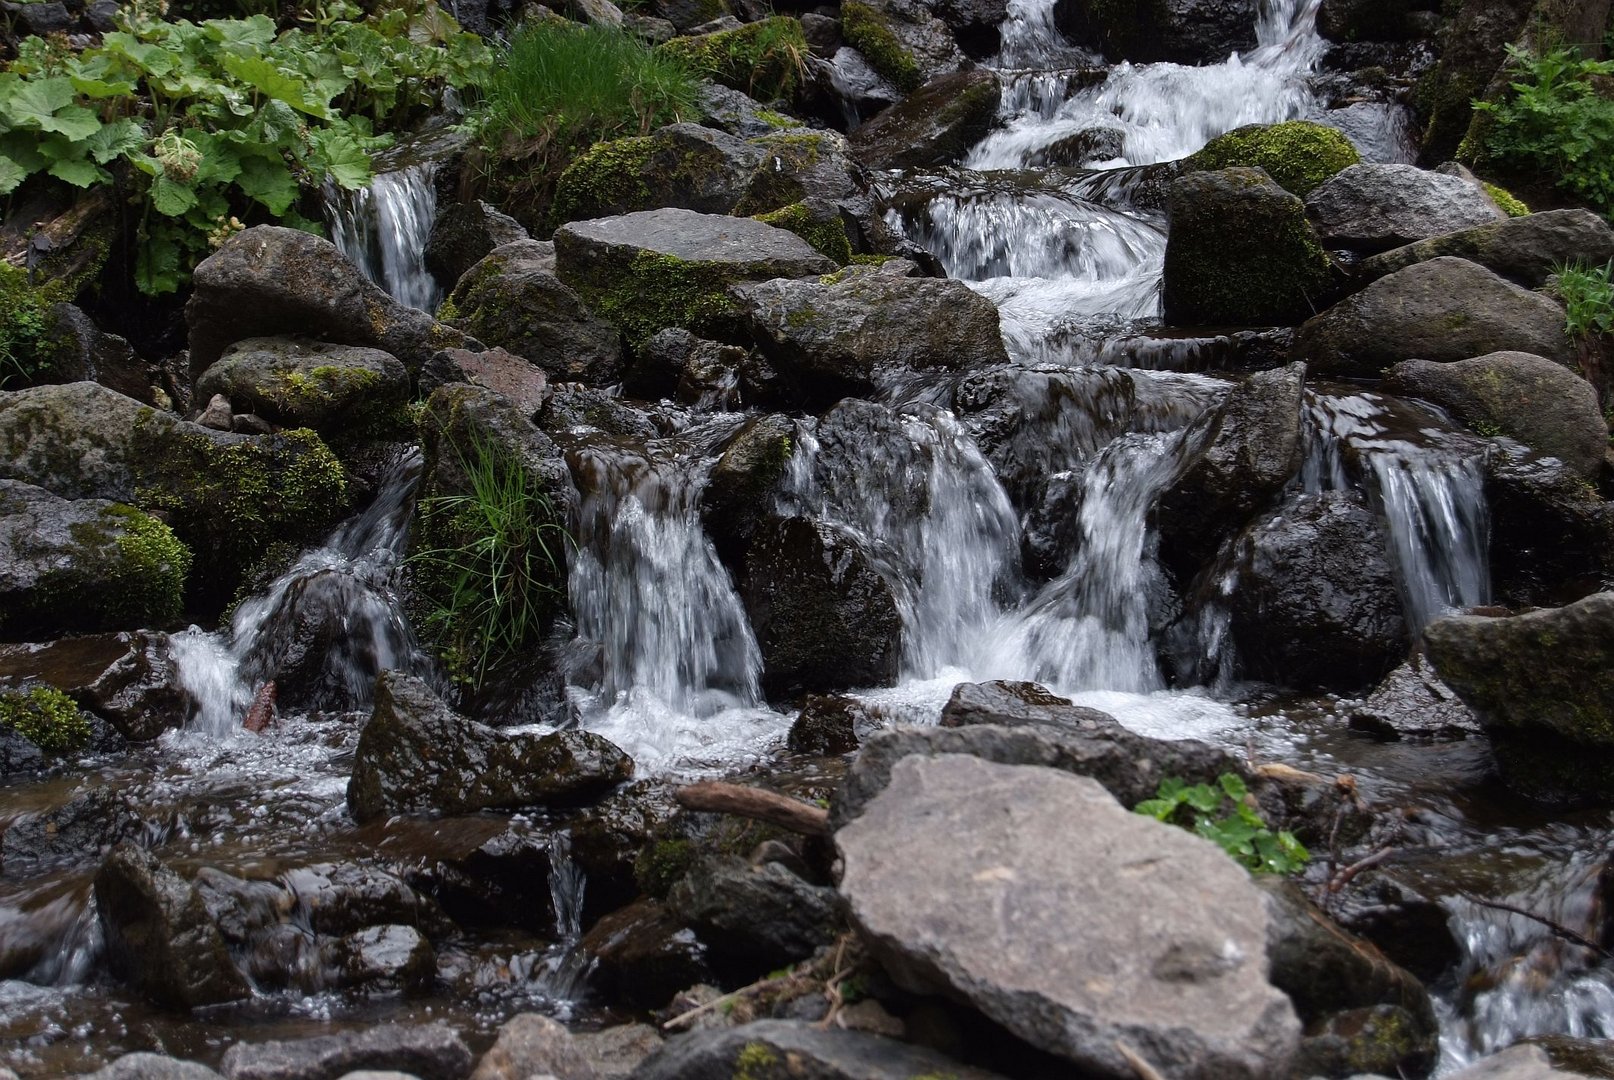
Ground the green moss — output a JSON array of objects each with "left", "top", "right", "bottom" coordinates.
[
  {"left": 101, "top": 505, "right": 191, "bottom": 624},
  {"left": 1483, "top": 181, "right": 1531, "bottom": 217},
  {"left": 734, "top": 1042, "right": 779, "bottom": 1080},
  {"left": 752, "top": 202, "right": 852, "bottom": 265},
  {"left": 570, "top": 249, "right": 742, "bottom": 347},
  {"left": 0, "top": 686, "right": 90, "bottom": 753},
  {"left": 551, "top": 136, "right": 655, "bottom": 227},
  {"left": 657, "top": 16, "right": 808, "bottom": 101},
  {"left": 1186, "top": 121, "right": 1361, "bottom": 197},
  {"left": 841, "top": 0, "right": 920, "bottom": 92},
  {"left": 754, "top": 108, "right": 797, "bottom": 128},
  {"left": 850, "top": 253, "right": 895, "bottom": 266},
  {"left": 634, "top": 837, "right": 696, "bottom": 897},
  {"left": 269, "top": 365, "right": 381, "bottom": 408}
]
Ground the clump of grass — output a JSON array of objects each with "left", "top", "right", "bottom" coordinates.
[{"left": 1554, "top": 260, "right": 1614, "bottom": 340}]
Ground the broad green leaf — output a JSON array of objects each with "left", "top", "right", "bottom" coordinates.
[
  {"left": 1217, "top": 773, "right": 1248, "bottom": 800},
  {"left": 0, "top": 131, "right": 47, "bottom": 172},
  {"left": 100, "top": 32, "right": 177, "bottom": 77},
  {"left": 221, "top": 53, "right": 329, "bottom": 117},
  {"left": 39, "top": 105, "right": 102, "bottom": 142},
  {"left": 135, "top": 234, "right": 184, "bottom": 295},
  {"left": 1182, "top": 784, "right": 1223, "bottom": 814},
  {"left": 2, "top": 78, "right": 76, "bottom": 130},
  {"left": 48, "top": 157, "right": 103, "bottom": 187},
  {"left": 236, "top": 154, "right": 299, "bottom": 214},
  {"left": 202, "top": 14, "right": 276, "bottom": 48},
  {"left": 315, "top": 132, "right": 371, "bottom": 191},
  {"left": 70, "top": 73, "right": 139, "bottom": 99},
  {"left": 82, "top": 118, "right": 146, "bottom": 164},
  {"left": 150, "top": 175, "right": 198, "bottom": 217},
  {"left": 253, "top": 98, "right": 301, "bottom": 144},
  {"left": 0, "top": 155, "right": 30, "bottom": 195}
]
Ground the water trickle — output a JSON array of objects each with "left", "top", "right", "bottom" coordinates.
[
  {"left": 530, "top": 830, "right": 593, "bottom": 1015},
  {"left": 325, "top": 162, "right": 442, "bottom": 313}
]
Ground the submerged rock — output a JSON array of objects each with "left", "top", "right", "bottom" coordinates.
[
  {"left": 194, "top": 338, "right": 410, "bottom": 434},
  {"left": 632, "top": 1020, "right": 1005, "bottom": 1079},
  {"left": 580, "top": 898, "right": 713, "bottom": 1009},
  {"left": 849, "top": 68, "right": 1002, "bottom": 170},
  {"left": 1305, "top": 163, "right": 1505, "bottom": 253},
  {"left": 218, "top": 1024, "right": 473, "bottom": 1080},
  {"left": 1358, "top": 209, "right": 1614, "bottom": 289}
]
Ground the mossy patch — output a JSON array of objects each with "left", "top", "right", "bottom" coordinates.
[
  {"left": 634, "top": 837, "right": 696, "bottom": 897},
  {"left": 734, "top": 1042, "right": 779, "bottom": 1080},
  {"left": 657, "top": 16, "right": 808, "bottom": 101},
  {"left": 0, "top": 686, "right": 91, "bottom": 752},
  {"left": 841, "top": 0, "right": 921, "bottom": 92},
  {"left": 95, "top": 504, "right": 192, "bottom": 625},
  {"left": 568, "top": 249, "right": 742, "bottom": 347},
  {"left": 1483, "top": 181, "right": 1530, "bottom": 217},
  {"left": 752, "top": 203, "right": 852, "bottom": 265},
  {"left": 1186, "top": 121, "right": 1361, "bottom": 197},
  {"left": 551, "top": 136, "right": 655, "bottom": 227}
]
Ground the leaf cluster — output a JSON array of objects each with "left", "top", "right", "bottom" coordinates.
[
  {"left": 1135, "top": 772, "right": 1310, "bottom": 875},
  {"left": 1553, "top": 259, "right": 1614, "bottom": 339}
]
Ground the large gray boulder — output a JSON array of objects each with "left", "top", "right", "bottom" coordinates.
[
  {"left": 849, "top": 68, "right": 1002, "bottom": 171},
  {"left": 1054, "top": 0, "right": 1257, "bottom": 63},
  {"left": 193, "top": 338, "right": 410, "bottom": 434},
  {"left": 1305, "top": 164, "right": 1505, "bottom": 254},
  {"left": 551, "top": 124, "right": 765, "bottom": 224},
  {"left": 1385, "top": 352, "right": 1606, "bottom": 479},
  {"left": 1292, "top": 257, "right": 1576, "bottom": 376},
  {"left": 469, "top": 1013, "right": 597, "bottom": 1080},
  {"left": 632, "top": 1020, "right": 1004, "bottom": 1079},
  {"left": 837, "top": 755, "right": 1301, "bottom": 1078},
  {"left": 219, "top": 1025, "right": 473, "bottom": 1080},
  {"left": 346, "top": 672, "right": 634, "bottom": 823},
  {"left": 1358, "top": 209, "right": 1614, "bottom": 289}
]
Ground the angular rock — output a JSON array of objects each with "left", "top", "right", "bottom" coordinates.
[
  {"left": 1385, "top": 352, "right": 1606, "bottom": 479},
  {"left": 43, "top": 303, "right": 153, "bottom": 404},
  {"left": 442, "top": 241, "right": 625, "bottom": 386},
  {"left": 187, "top": 225, "right": 467, "bottom": 378},
  {"left": 94, "top": 843, "right": 252, "bottom": 1009},
  {"left": 1318, "top": 0, "right": 1440, "bottom": 41},
  {"left": 80, "top": 1054, "right": 224, "bottom": 1079},
  {"left": 1163, "top": 168, "right": 1335, "bottom": 327},
  {"left": 632, "top": 1020, "right": 1005, "bottom": 1080},
  {"left": 624, "top": 327, "right": 747, "bottom": 406},
  {"left": 1055, "top": 0, "right": 1258, "bottom": 65},
  {"left": 551, "top": 124, "right": 764, "bottom": 224},
  {"left": 332, "top": 924, "right": 434, "bottom": 993},
  {"left": 1305, "top": 164, "right": 1505, "bottom": 254},
  {"left": 579, "top": 898, "right": 713, "bottom": 1009},
  {"left": 849, "top": 68, "right": 1002, "bottom": 171},
  {"left": 347, "top": 672, "right": 633, "bottom": 823},
  {"left": 837, "top": 755, "right": 1300, "bottom": 1078},
  {"left": 572, "top": 1024, "right": 662, "bottom": 1078},
  {"left": 1345, "top": 655, "right": 1481, "bottom": 741},
  {"left": 1486, "top": 449, "right": 1614, "bottom": 609},
  {"left": 537, "top": 387, "right": 658, "bottom": 441},
  {"left": 668, "top": 856, "right": 842, "bottom": 973},
  {"left": 841, "top": 0, "right": 967, "bottom": 89},
  {"left": 218, "top": 1024, "right": 473, "bottom": 1080},
  {"left": 1358, "top": 210, "right": 1614, "bottom": 289},
  {"left": 194, "top": 338, "right": 409, "bottom": 434},
  {"left": 741, "top": 515, "right": 903, "bottom": 698},
  {"left": 423, "top": 346, "right": 550, "bottom": 420},
  {"left": 1292, "top": 257, "right": 1576, "bottom": 376},
  {"left": 470, "top": 1013, "right": 597, "bottom": 1080},
  {"left": 423, "top": 200, "right": 530, "bottom": 289},
  {"left": 699, "top": 412, "right": 798, "bottom": 572},
  {"left": 786, "top": 694, "right": 864, "bottom": 755},
  {"left": 1, "top": 785, "right": 145, "bottom": 876}
]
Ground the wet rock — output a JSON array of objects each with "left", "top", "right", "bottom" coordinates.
[
  {"left": 1385, "top": 352, "right": 1606, "bottom": 480},
  {"left": 841, "top": 0, "right": 967, "bottom": 89},
  {"left": 625, "top": 327, "right": 746, "bottom": 403},
  {"left": 278, "top": 862, "right": 440, "bottom": 938},
  {"left": 580, "top": 898, "right": 713, "bottom": 1009},
  {"left": 195, "top": 394, "right": 234, "bottom": 431},
  {"left": 1521, "top": 1036, "right": 1614, "bottom": 1077},
  {"left": 42, "top": 303, "right": 153, "bottom": 404},
  {"left": 787, "top": 694, "right": 864, "bottom": 755},
  {"left": 742, "top": 515, "right": 903, "bottom": 698},
  {"left": 332, "top": 924, "right": 435, "bottom": 993},
  {"left": 423, "top": 346, "right": 551, "bottom": 420},
  {"left": 1184, "top": 121, "right": 1361, "bottom": 199},
  {"left": 81, "top": 1054, "right": 224, "bottom": 1079},
  {"left": 697, "top": 83, "right": 790, "bottom": 138},
  {"left": 187, "top": 225, "right": 467, "bottom": 379},
  {"left": 538, "top": 387, "right": 659, "bottom": 441},
  {"left": 218, "top": 1024, "right": 473, "bottom": 1080},
  {"left": 1448, "top": 1044, "right": 1576, "bottom": 1079},
  {"left": 441, "top": 241, "right": 625, "bottom": 387},
  {"left": 347, "top": 672, "right": 633, "bottom": 823},
  {"left": 552, "top": 124, "right": 765, "bottom": 224},
  {"left": 1317, "top": 0, "right": 1440, "bottom": 42},
  {"left": 1, "top": 785, "right": 145, "bottom": 875},
  {"left": 849, "top": 69, "right": 1001, "bottom": 170},
  {"left": 1358, "top": 210, "right": 1614, "bottom": 290},
  {"left": 1305, "top": 164, "right": 1505, "bottom": 254},
  {"left": 1292, "top": 257, "right": 1576, "bottom": 377},
  {"left": 470, "top": 1013, "right": 596, "bottom": 1080},
  {"left": 1028, "top": 125, "right": 1126, "bottom": 167},
  {"left": 382, "top": 816, "right": 558, "bottom": 932},
  {"left": 632, "top": 1020, "right": 1004, "bottom": 1080},
  {"left": 1162, "top": 168, "right": 1335, "bottom": 327},
  {"left": 1326, "top": 875, "right": 1463, "bottom": 984},
  {"left": 1425, "top": 593, "right": 1614, "bottom": 802},
  {"left": 423, "top": 200, "right": 530, "bottom": 289},
  {"left": 94, "top": 843, "right": 252, "bottom": 1009},
  {"left": 735, "top": 270, "right": 1007, "bottom": 408},
  {"left": 1225, "top": 491, "right": 1407, "bottom": 692},
  {"left": 568, "top": 781, "right": 681, "bottom": 918},
  {"left": 699, "top": 412, "right": 797, "bottom": 572},
  {"left": 837, "top": 755, "right": 1300, "bottom": 1077},
  {"left": 1155, "top": 362, "right": 1306, "bottom": 582},
  {"left": 1344, "top": 655, "right": 1481, "bottom": 740},
  {"left": 571, "top": 1024, "right": 662, "bottom": 1078},
  {"left": 1055, "top": 0, "right": 1257, "bottom": 65},
  {"left": 553, "top": 208, "right": 835, "bottom": 345},
  {"left": 74, "top": 631, "right": 192, "bottom": 743},
  {"left": 939, "top": 679, "right": 1115, "bottom": 731},
  {"left": 0, "top": 481, "right": 189, "bottom": 640},
  {"left": 194, "top": 338, "right": 410, "bottom": 434},
  {"left": 668, "top": 856, "right": 842, "bottom": 974},
  {"left": 1485, "top": 449, "right": 1614, "bottom": 609}
]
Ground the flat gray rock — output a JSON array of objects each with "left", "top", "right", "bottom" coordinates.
[
  {"left": 1306, "top": 164, "right": 1505, "bottom": 253},
  {"left": 220, "top": 1024, "right": 472, "bottom": 1080},
  {"left": 554, "top": 208, "right": 834, "bottom": 281},
  {"left": 79, "top": 1054, "right": 224, "bottom": 1079},
  {"left": 1359, "top": 209, "right": 1614, "bottom": 289},
  {"left": 1449, "top": 1045, "right": 1575, "bottom": 1079},
  {"left": 630, "top": 1019, "right": 1004, "bottom": 1080},
  {"left": 836, "top": 754, "right": 1300, "bottom": 1079}
]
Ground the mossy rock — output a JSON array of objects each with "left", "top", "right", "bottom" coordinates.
[
  {"left": 193, "top": 337, "right": 410, "bottom": 436},
  {"left": 657, "top": 16, "right": 809, "bottom": 101},
  {"left": 552, "top": 124, "right": 766, "bottom": 228},
  {"left": 552, "top": 137, "right": 655, "bottom": 227},
  {"left": 0, "top": 685, "right": 91, "bottom": 753},
  {"left": 841, "top": 0, "right": 922, "bottom": 91},
  {"left": 751, "top": 203, "right": 852, "bottom": 265},
  {"left": 1186, "top": 121, "right": 1361, "bottom": 197},
  {"left": 1483, "top": 180, "right": 1530, "bottom": 217}
]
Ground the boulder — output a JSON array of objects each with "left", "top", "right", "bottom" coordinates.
[
  {"left": 94, "top": 843, "right": 251, "bottom": 1009},
  {"left": 1028, "top": 125, "right": 1127, "bottom": 167},
  {"left": 194, "top": 338, "right": 410, "bottom": 434},
  {"left": 422, "top": 346, "right": 550, "bottom": 420},
  {"left": 346, "top": 671, "right": 634, "bottom": 823},
  {"left": 735, "top": 269, "right": 1007, "bottom": 408},
  {"left": 1162, "top": 168, "right": 1335, "bottom": 327},
  {"left": 550, "top": 124, "right": 765, "bottom": 224},
  {"left": 423, "top": 200, "right": 530, "bottom": 289},
  {"left": 1292, "top": 258, "right": 1576, "bottom": 376},
  {"left": 1184, "top": 121, "right": 1361, "bottom": 198},
  {"left": 849, "top": 69, "right": 1002, "bottom": 171},
  {"left": 1, "top": 785, "right": 145, "bottom": 875},
  {"left": 837, "top": 755, "right": 1300, "bottom": 1077},
  {"left": 80, "top": 1054, "right": 224, "bottom": 1079},
  {"left": 699, "top": 413, "right": 798, "bottom": 573},
  {"left": 920, "top": 0, "right": 1007, "bottom": 56},
  {"left": 1358, "top": 210, "right": 1614, "bottom": 289},
  {"left": 0, "top": 631, "right": 191, "bottom": 742},
  {"left": 332, "top": 924, "right": 435, "bottom": 993},
  {"left": 552, "top": 209, "right": 835, "bottom": 346},
  {"left": 537, "top": 386, "right": 659, "bottom": 441},
  {"left": 218, "top": 1025, "right": 473, "bottom": 1080},
  {"left": 470, "top": 1014, "right": 597, "bottom": 1080},
  {"left": 441, "top": 241, "right": 625, "bottom": 386},
  {"left": 1486, "top": 449, "right": 1614, "bottom": 609},
  {"left": 840, "top": 0, "right": 966, "bottom": 91},
  {"left": 1344, "top": 654, "right": 1481, "bottom": 741},
  {"left": 631, "top": 1020, "right": 1005, "bottom": 1080},
  {"left": 571, "top": 1024, "right": 662, "bottom": 1078},
  {"left": 625, "top": 327, "right": 748, "bottom": 405},
  {"left": 42, "top": 303, "right": 153, "bottom": 404},
  {"left": 0, "top": 481, "right": 189, "bottom": 639},
  {"left": 1305, "top": 164, "right": 1505, "bottom": 254},
  {"left": 741, "top": 515, "right": 903, "bottom": 697},
  {"left": 668, "top": 856, "right": 842, "bottom": 973},
  {"left": 579, "top": 898, "right": 713, "bottom": 1009},
  {"left": 656, "top": 16, "right": 813, "bottom": 101},
  {"left": 186, "top": 225, "right": 467, "bottom": 378},
  {"left": 1384, "top": 352, "right": 1606, "bottom": 479},
  {"left": 1225, "top": 491, "right": 1408, "bottom": 692},
  {"left": 1055, "top": 0, "right": 1258, "bottom": 65},
  {"left": 1425, "top": 593, "right": 1614, "bottom": 802},
  {"left": 786, "top": 694, "right": 864, "bottom": 755}
]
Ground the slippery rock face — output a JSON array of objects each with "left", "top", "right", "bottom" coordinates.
[
  {"left": 347, "top": 672, "right": 633, "bottom": 823},
  {"left": 1305, "top": 163, "right": 1506, "bottom": 253},
  {"left": 837, "top": 755, "right": 1300, "bottom": 1078},
  {"left": 1385, "top": 352, "right": 1607, "bottom": 479},
  {"left": 849, "top": 68, "right": 1002, "bottom": 170},
  {"left": 1292, "top": 257, "right": 1576, "bottom": 377},
  {"left": 1054, "top": 0, "right": 1257, "bottom": 63},
  {"left": 1359, "top": 209, "right": 1614, "bottom": 289},
  {"left": 194, "top": 338, "right": 410, "bottom": 434},
  {"left": 632, "top": 1020, "right": 1007, "bottom": 1080}
]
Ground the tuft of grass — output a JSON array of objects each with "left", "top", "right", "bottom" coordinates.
[
  {"left": 1553, "top": 259, "right": 1614, "bottom": 340},
  {"left": 657, "top": 16, "right": 808, "bottom": 102}
]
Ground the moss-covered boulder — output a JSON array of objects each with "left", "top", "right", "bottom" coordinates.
[
  {"left": 551, "top": 124, "right": 765, "bottom": 226},
  {"left": 1054, "top": 0, "right": 1258, "bottom": 65},
  {"left": 1162, "top": 167, "right": 1335, "bottom": 327},
  {"left": 1185, "top": 122, "right": 1360, "bottom": 198},
  {"left": 657, "top": 16, "right": 809, "bottom": 100},
  {"left": 849, "top": 68, "right": 1002, "bottom": 171},
  {"left": 440, "top": 241, "right": 625, "bottom": 385},
  {"left": 193, "top": 338, "right": 410, "bottom": 435},
  {"left": 841, "top": 0, "right": 964, "bottom": 91},
  {"left": 0, "top": 684, "right": 93, "bottom": 754},
  {"left": 1425, "top": 592, "right": 1614, "bottom": 802},
  {"left": 700, "top": 413, "right": 797, "bottom": 573},
  {"left": 749, "top": 202, "right": 853, "bottom": 265},
  {"left": 1357, "top": 209, "right": 1614, "bottom": 289}
]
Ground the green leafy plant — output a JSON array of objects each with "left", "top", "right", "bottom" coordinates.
[
  {"left": 1473, "top": 45, "right": 1614, "bottom": 218},
  {"left": 0, "top": 686, "right": 91, "bottom": 752},
  {"left": 1553, "top": 259, "right": 1614, "bottom": 339},
  {"left": 1135, "top": 773, "right": 1309, "bottom": 875}
]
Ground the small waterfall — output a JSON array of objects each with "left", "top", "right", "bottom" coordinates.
[
  {"left": 325, "top": 162, "right": 442, "bottom": 313},
  {"left": 532, "top": 831, "right": 593, "bottom": 1015}
]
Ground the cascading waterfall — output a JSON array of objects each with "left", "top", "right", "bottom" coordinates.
[{"left": 325, "top": 162, "right": 442, "bottom": 313}]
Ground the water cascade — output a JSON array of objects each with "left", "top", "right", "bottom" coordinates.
[{"left": 324, "top": 162, "right": 443, "bottom": 313}]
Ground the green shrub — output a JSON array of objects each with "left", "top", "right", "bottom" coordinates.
[
  {"left": 1186, "top": 121, "right": 1361, "bottom": 197},
  {"left": 1474, "top": 46, "right": 1614, "bottom": 218},
  {"left": 0, "top": 686, "right": 91, "bottom": 752},
  {"left": 1134, "top": 773, "right": 1309, "bottom": 875},
  {"left": 0, "top": 264, "right": 55, "bottom": 389},
  {"left": 657, "top": 16, "right": 808, "bottom": 102},
  {"left": 1553, "top": 259, "right": 1614, "bottom": 339}
]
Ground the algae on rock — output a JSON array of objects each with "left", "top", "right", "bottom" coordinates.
[{"left": 1186, "top": 121, "right": 1361, "bottom": 197}]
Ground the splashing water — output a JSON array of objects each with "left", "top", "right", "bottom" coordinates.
[{"left": 325, "top": 162, "right": 442, "bottom": 313}]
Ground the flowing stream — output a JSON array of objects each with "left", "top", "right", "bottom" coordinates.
[{"left": 325, "top": 161, "right": 443, "bottom": 314}]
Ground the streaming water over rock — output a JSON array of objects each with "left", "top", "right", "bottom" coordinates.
[{"left": 325, "top": 162, "right": 443, "bottom": 313}]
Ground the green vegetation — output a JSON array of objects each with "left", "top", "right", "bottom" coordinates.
[
  {"left": 1553, "top": 259, "right": 1614, "bottom": 339},
  {"left": 841, "top": 1, "right": 920, "bottom": 92},
  {"left": 634, "top": 837, "right": 696, "bottom": 896},
  {"left": 95, "top": 503, "right": 192, "bottom": 623},
  {"left": 1473, "top": 46, "right": 1614, "bottom": 218},
  {"left": 549, "top": 134, "right": 653, "bottom": 225},
  {"left": 0, "top": 686, "right": 90, "bottom": 752},
  {"left": 734, "top": 1042, "right": 779, "bottom": 1080},
  {"left": 753, "top": 202, "right": 852, "bottom": 265},
  {"left": 1134, "top": 773, "right": 1310, "bottom": 875},
  {"left": 657, "top": 16, "right": 808, "bottom": 102},
  {"left": 409, "top": 436, "right": 570, "bottom": 688},
  {"left": 1, "top": 0, "right": 488, "bottom": 295},
  {"left": 1186, "top": 121, "right": 1361, "bottom": 197},
  {"left": 1483, "top": 181, "right": 1530, "bottom": 217},
  {"left": 0, "top": 264, "right": 55, "bottom": 388},
  {"left": 569, "top": 249, "right": 742, "bottom": 346}
]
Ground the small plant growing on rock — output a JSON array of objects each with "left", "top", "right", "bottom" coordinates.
[
  {"left": 0, "top": 686, "right": 91, "bottom": 752},
  {"left": 1134, "top": 773, "right": 1309, "bottom": 875},
  {"left": 1553, "top": 260, "right": 1614, "bottom": 340}
]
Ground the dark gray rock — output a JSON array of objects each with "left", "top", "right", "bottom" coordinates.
[
  {"left": 939, "top": 679, "right": 1117, "bottom": 732},
  {"left": 1292, "top": 257, "right": 1576, "bottom": 376},
  {"left": 844, "top": 0, "right": 968, "bottom": 86},
  {"left": 332, "top": 924, "right": 434, "bottom": 993},
  {"left": 1028, "top": 125, "right": 1127, "bottom": 167},
  {"left": 555, "top": 124, "right": 765, "bottom": 223},
  {"left": 537, "top": 387, "right": 659, "bottom": 441},
  {"left": 1344, "top": 655, "right": 1481, "bottom": 740},
  {"left": 626, "top": 327, "right": 738, "bottom": 401},
  {"left": 631, "top": 1020, "right": 1005, "bottom": 1080},
  {"left": 572, "top": 1024, "right": 662, "bottom": 1078},
  {"left": 668, "top": 856, "right": 842, "bottom": 972},
  {"left": 75, "top": 631, "right": 193, "bottom": 742},
  {"left": 1, "top": 786, "right": 145, "bottom": 877},
  {"left": 43, "top": 303, "right": 153, "bottom": 404},
  {"left": 347, "top": 672, "right": 634, "bottom": 823},
  {"left": 469, "top": 1013, "right": 597, "bottom": 1080},
  {"left": 423, "top": 346, "right": 551, "bottom": 420},
  {"left": 837, "top": 755, "right": 1300, "bottom": 1078},
  {"left": 699, "top": 413, "right": 798, "bottom": 572},
  {"left": 195, "top": 338, "right": 410, "bottom": 433},
  {"left": 218, "top": 1024, "right": 473, "bottom": 1080},
  {"left": 1305, "top": 164, "right": 1505, "bottom": 254},
  {"left": 1317, "top": 0, "right": 1440, "bottom": 42},
  {"left": 579, "top": 898, "right": 712, "bottom": 1009},
  {"left": 786, "top": 694, "right": 865, "bottom": 755},
  {"left": 849, "top": 69, "right": 1002, "bottom": 171},
  {"left": 1358, "top": 210, "right": 1614, "bottom": 289},
  {"left": 1055, "top": 0, "right": 1258, "bottom": 64},
  {"left": 1384, "top": 352, "right": 1606, "bottom": 479},
  {"left": 79, "top": 1054, "right": 224, "bottom": 1079},
  {"left": 424, "top": 200, "right": 530, "bottom": 289},
  {"left": 1486, "top": 449, "right": 1614, "bottom": 610}
]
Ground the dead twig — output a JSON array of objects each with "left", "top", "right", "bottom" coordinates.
[
  {"left": 1460, "top": 893, "right": 1614, "bottom": 960},
  {"left": 1115, "top": 1040, "right": 1166, "bottom": 1080},
  {"left": 1328, "top": 847, "right": 1398, "bottom": 894},
  {"left": 674, "top": 780, "right": 829, "bottom": 837}
]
